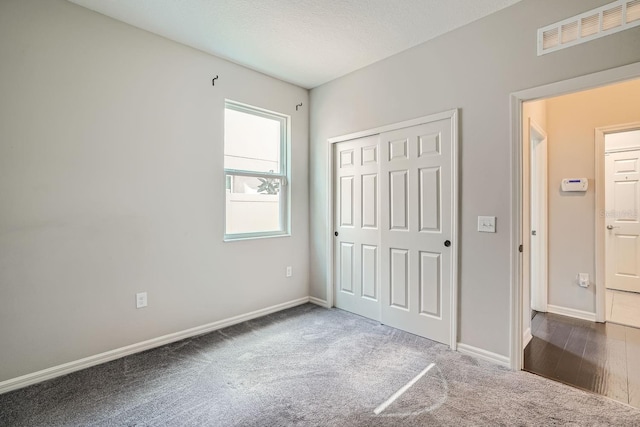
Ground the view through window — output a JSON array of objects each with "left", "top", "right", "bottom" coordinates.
[{"left": 224, "top": 101, "right": 289, "bottom": 239}]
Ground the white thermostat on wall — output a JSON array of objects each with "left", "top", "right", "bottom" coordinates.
[{"left": 561, "top": 178, "right": 588, "bottom": 192}]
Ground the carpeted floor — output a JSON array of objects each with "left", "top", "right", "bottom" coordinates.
[{"left": 1, "top": 304, "right": 639, "bottom": 426}]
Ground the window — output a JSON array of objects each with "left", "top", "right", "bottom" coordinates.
[{"left": 224, "top": 101, "right": 290, "bottom": 240}]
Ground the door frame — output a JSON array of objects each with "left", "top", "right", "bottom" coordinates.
[
  {"left": 510, "top": 61, "right": 640, "bottom": 371},
  {"left": 595, "top": 122, "right": 640, "bottom": 314},
  {"left": 325, "top": 109, "right": 459, "bottom": 350},
  {"left": 529, "top": 119, "right": 548, "bottom": 313}
]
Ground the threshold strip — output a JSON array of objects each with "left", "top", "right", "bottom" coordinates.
[{"left": 373, "top": 363, "right": 436, "bottom": 415}]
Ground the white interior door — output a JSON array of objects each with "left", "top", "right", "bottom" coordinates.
[
  {"left": 379, "top": 119, "right": 455, "bottom": 346},
  {"left": 606, "top": 149, "right": 640, "bottom": 293},
  {"left": 530, "top": 121, "right": 548, "bottom": 312},
  {"left": 334, "top": 135, "right": 381, "bottom": 320}
]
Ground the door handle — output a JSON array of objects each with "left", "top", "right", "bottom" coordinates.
[
  {"left": 334, "top": 231, "right": 339, "bottom": 236},
  {"left": 444, "top": 240, "right": 451, "bottom": 247},
  {"left": 606, "top": 225, "right": 619, "bottom": 230}
]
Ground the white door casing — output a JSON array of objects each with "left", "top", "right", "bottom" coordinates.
[
  {"left": 530, "top": 120, "right": 548, "bottom": 312},
  {"left": 379, "top": 119, "right": 455, "bottom": 346},
  {"left": 334, "top": 135, "right": 381, "bottom": 320},
  {"left": 605, "top": 149, "right": 640, "bottom": 293}
]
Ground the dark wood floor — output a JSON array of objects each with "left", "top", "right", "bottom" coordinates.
[{"left": 524, "top": 312, "right": 640, "bottom": 409}]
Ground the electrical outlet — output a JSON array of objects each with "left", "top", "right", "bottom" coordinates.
[
  {"left": 578, "top": 273, "right": 589, "bottom": 288},
  {"left": 286, "top": 266, "right": 292, "bottom": 277},
  {"left": 136, "top": 292, "right": 148, "bottom": 308}
]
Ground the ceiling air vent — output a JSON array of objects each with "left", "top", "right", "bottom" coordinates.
[
  {"left": 561, "top": 21, "right": 579, "bottom": 43},
  {"left": 628, "top": 0, "right": 640, "bottom": 22},
  {"left": 542, "top": 27, "right": 559, "bottom": 50},
  {"left": 581, "top": 14, "right": 600, "bottom": 37},
  {"left": 603, "top": 4, "right": 624, "bottom": 30},
  {"left": 538, "top": 0, "right": 640, "bottom": 55}
]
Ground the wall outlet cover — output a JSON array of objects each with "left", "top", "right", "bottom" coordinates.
[
  {"left": 136, "top": 292, "right": 148, "bottom": 308},
  {"left": 578, "top": 273, "right": 589, "bottom": 288}
]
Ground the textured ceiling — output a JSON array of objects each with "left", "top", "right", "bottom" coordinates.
[{"left": 68, "top": 0, "right": 523, "bottom": 88}]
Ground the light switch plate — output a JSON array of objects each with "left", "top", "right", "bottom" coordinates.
[{"left": 478, "top": 216, "right": 496, "bottom": 233}]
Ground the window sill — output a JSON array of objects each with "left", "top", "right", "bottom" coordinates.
[{"left": 223, "top": 232, "right": 291, "bottom": 242}]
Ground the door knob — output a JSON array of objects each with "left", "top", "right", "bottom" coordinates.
[
  {"left": 334, "top": 231, "right": 339, "bottom": 236},
  {"left": 606, "top": 225, "right": 619, "bottom": 230},
  {"left": 532, "top": 230, "right": 537, "bottom": 236},
  {"left": 444, "top": 240, "right": 451, "bottom": 247}
]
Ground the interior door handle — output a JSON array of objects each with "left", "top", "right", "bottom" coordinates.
[{"left": 606, "top": 225, "right": 619, "bottom": 230}]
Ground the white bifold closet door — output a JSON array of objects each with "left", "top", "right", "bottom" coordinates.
[{"left": 333, "top": 116, "right": 455, "bottom": 346}]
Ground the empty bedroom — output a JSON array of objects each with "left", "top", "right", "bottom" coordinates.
[{"left": 1, "top": 0, "right": 640, "bottom": 425}]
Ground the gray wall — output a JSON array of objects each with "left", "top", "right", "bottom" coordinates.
[
  {"left": 310, "top": 0, "right": 640, "bottom": 356},
  {"left": 546, "top": 79, "right": 640, "bottom": 313},
  {"left": 0, "top": 0, "right": 309, "bottom": 382}
]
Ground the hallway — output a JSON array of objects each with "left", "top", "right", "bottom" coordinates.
[
  {"left": 524, "top": 312, "right": 640, "bottom": 408},
  {"left": 607, "top": 289, "right": 640, "bottom": 329}
]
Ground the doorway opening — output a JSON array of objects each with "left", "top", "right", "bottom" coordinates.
[{"left": 511, "top": 63, "right": 640, "bottom": 408}]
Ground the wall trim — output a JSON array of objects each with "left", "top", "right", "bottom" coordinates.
[
  {"left": 457, "top": 343, "right": 510, "bottom": 368},
  {"left": 547, "top": 304, "right": 596, "bottom": 322},
  {"left": 523, "top": 327, "right": 533, "bottom": 350},
  {"left": 0, "top": 297, "right": 311, "bottom": 395},
  {"left": 309, "top": 297, "right": 330, "bottom": 308}
]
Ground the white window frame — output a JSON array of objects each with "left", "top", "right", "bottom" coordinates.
[{"left": 223, "top": 100, "right": 291, "bottom": 241}]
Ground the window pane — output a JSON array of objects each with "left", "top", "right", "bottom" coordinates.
[
  {"left": 225, "top": 175, "right": 283, "bottom": 235},
  {"left": 224, "top": 108, "right": 281, "bottom": 173}
]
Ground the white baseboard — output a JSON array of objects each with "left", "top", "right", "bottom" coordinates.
[
  {"left": 0, "top": 297, "right": 310, "bottom": 395},
  {"left": 309, "top": 297, "right": 330, "bottom": 308},
  {"left": 457, "top": 343, "right": 510, "bottom": 368},
  {"left": 523, "top": 327, "right": 533, "bottom": 350},
  {"left": 547, "top": 304, "right": 596, "bottom": 322}
]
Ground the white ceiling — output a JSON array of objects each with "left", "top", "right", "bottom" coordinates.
[{"left": 69, "top": 0, "right": 522, "bottom": 89}]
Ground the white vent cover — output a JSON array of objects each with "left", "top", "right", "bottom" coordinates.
[{"left": 538, "top": 0, "right": 640, "bottom": 55}]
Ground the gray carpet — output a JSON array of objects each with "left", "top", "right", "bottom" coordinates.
[{"left": 1, "top": 304, "right": 639, "bottom": 426}]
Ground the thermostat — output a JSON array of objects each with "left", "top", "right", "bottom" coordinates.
[{"left": 561, "top": 178, "right": 588, "bottom": 192}]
